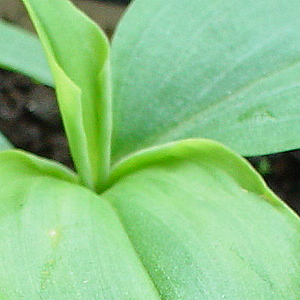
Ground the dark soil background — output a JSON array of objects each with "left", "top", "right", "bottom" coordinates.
[
  {"left": 0, "top": 0, "right": 300, "bottom": 215},
  {"left": 0, "top": 69, "right": 72, "bottom": 167}
]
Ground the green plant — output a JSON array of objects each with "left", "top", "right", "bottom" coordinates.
[{"left": 0, "top": 0, "right": 299, "bottom": 298}]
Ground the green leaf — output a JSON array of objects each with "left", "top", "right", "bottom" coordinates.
[
  {"left": 0, "top": 150, "right": 160, "bottom": 299},
  {"left": 111, "top": 0, "right": 300, "bottom": 160},
  {"left": 0, "top": 19, "right": 53, "bottom": 87},
  {"left": 1, "top": 141, "right": 299, "bottom": 298},
  {"left": 107, "top": 139, "right": 300, "bottom": 298},
  {"left": 0, "top": 132, "right": 13, "bottom": 151},
  {"left": 21, "top": 0, "right": 112, "bottom": 192}
]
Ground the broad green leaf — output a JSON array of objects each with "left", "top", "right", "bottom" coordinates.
[
  {"left": 0, "top": 150, "right": 160, "bottom": 299},
  {"left": 107, "top": 139, "right": 300, "bottom": 298},
  {"left": 1, "top": 140, "right": 299, "bottom": 298},
  {"left": 0, "top": 20, "right": 53, "bottom": 87},
  {"left": 111, "top": 0, "right": 300, "bottom": 160},
  {"left": 21, "top": 0, "right": 112, "bottom": 192}
]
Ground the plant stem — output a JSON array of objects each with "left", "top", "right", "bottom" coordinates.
[{"left": 90, "top": 61, "right": 112, "bottom": 193}]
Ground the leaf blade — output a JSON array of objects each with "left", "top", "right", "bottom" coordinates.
[
  {"left": 0, "top": 150, "right": 160, "bottom": 299},
  {"left": 1, "top": 141, "right": 300, "bottom": 298},
  {"left": 107, "top": 139, "right": 300, "bottom": 299},
  {"left": 0, "top": 19, "right": 53, "bottom": 87},
  {"left": 111, "top": 0, "right": 300, "bottom": 159}
]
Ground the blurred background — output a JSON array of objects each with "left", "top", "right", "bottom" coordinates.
[
  {"left": 0, "top": 0, "right": 126, "bottom": 36},
  {"left": 0, "top": 0, "right": 300, "bottom": 214}
]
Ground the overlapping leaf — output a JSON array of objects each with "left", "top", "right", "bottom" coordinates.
[
  {"left": 0, "top": 151, "right": 159, "bottom": 299},
  {"left": 0, "top": 0, "right": 299, "bottom": 299},
  {"left": 107, "top": 140, "right": 300, "bottom": 298},
  {"left": 0, "top": 141, "right": 300, "bottom": 298},
  {"left": 0, "top": 20, "right": 53, "bottom": 86},
  {"left": 111, "top": 0, "right": 300, "bottom": 160}
]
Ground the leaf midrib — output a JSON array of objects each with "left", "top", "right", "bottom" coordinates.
[
  {"left": 103, "top": 194, "right": 163, "bottom": 299},
  {"left": 139, "top": 57, "right": 300, "bottom": 148}
]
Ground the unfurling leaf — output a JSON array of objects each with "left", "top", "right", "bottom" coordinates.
[{"left": 22, "top": 0, "right": 112, "bottom": 192}]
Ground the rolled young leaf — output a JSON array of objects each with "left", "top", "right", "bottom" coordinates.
[
  {"left": 111, "top": 0, "right": 300, "bottom": 161},
  {"left": 21, "top": 0, "right": 112, "bottom": 192},
  {"left": 0, "top": 20, "right": 53, "bottom": 87}
]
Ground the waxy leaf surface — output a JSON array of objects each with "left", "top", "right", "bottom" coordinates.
[
  {"left": 0, "top": 151, "right": 160, "bottom": 299},
  {"left": 1, "top": 140, "right": 300, "bottom": 299},
  {"left": 111, "top": 0, "right": 300, "bottom": 160}
]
